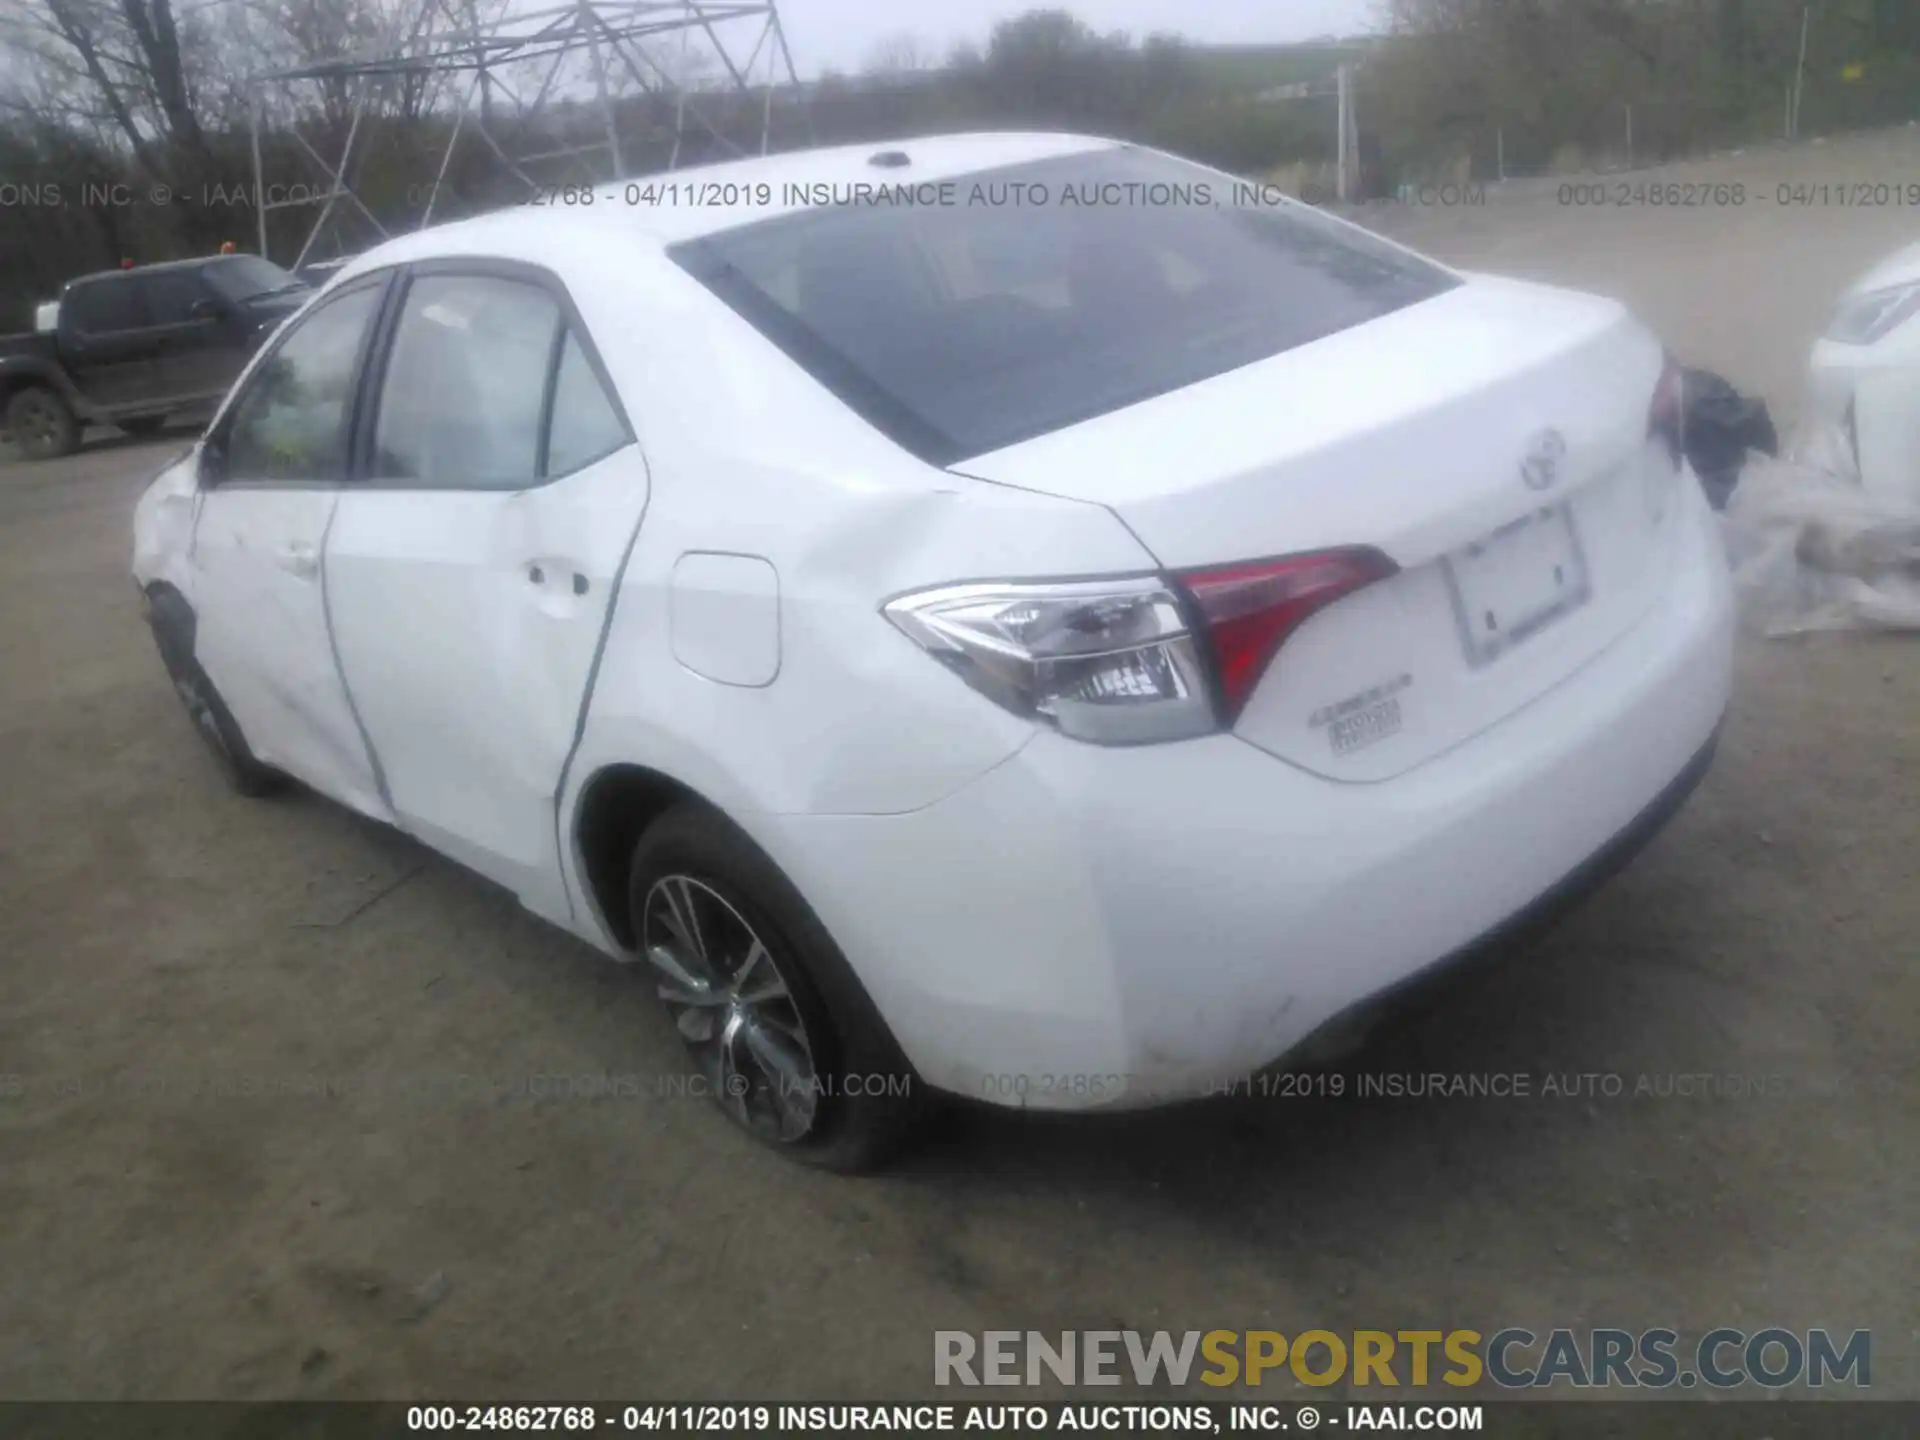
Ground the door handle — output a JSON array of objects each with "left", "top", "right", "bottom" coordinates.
[
  {"left": 273, "top": 542, "right": 320, "bottom": 581},
  {"left": 526, "top": 564, "right": 589, "bottom": 596}
]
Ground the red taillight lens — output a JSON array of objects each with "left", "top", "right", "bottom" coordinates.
[
  {"left": 1176, "top": 548, "right": 1399, "bottom": 723},
  {"left": 1649, "top": 351, "right": 1685, "bottom": 465}
]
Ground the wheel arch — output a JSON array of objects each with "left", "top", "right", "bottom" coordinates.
[
  {"left": 0, "top": 362, "right": 87, "bottom": 415},
  {"left": 571, "top": 762, "right": 722, "bottom": 951},
  {"left": 143, "top": 580, "right": 197, "bottom": 665},
  {"left": 585, "top": 759, "right": 927, "bottom": 1144}
]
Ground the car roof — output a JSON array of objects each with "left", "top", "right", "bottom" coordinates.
[
  {"left": 63, "top": 253, "right": 263, "bottom": 291},
  {"left": 333, "top": 131, "right": 1119, "bottom": 281}
]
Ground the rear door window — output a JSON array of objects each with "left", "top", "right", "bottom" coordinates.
[
  {"left": 545, "top": 330, "right": 630, "bottom": 478},
  {"left": 204, "top": 256, "right": 305, "bottom": 303},
  {"left": 64, "top": 279, "right": 146, "bottom": 335},
  {"left": 673, "top": 148, "right": 1458, "bottom": 464},
  {"left": 367, "top": 271, "right": 632, "bottom": 487},
  {"left": 371, "top": 275, "right": 558, "bottom": 487},
  {"left": 140, "top": 270, "right": 206, "bottom": 327}
]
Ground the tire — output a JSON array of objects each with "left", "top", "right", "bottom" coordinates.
[
  {"left": 145, "top": 589, "right": 283, "bottom": 798},
  {"left": 627, "top": 801, "right": 922, "bottom": 1171},
  {"left": 118, "top": 416, "right": 167, "bottom": 438},
  {"left": 5, "top": 386, "right": 80, "bottom": 460}
]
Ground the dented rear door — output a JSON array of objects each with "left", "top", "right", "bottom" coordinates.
[{"left": 323, "top": 265, "right": 646, "bottom": 924}]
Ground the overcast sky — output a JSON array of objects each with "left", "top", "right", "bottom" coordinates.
[{"left": 780, "top": 0, "right": 1384, "bottom": 76}]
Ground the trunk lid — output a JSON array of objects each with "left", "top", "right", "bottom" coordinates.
[{"left": 952, "top": 274, "right": 1688, "bottom": 780}]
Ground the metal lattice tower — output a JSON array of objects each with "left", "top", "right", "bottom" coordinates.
[{"left": 246, "top": 0, "right": 804, "bottom": 266}]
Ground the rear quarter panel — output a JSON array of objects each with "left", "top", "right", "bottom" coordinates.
[{"left": 550, "top": 244, "right": 1156, "bottom": 937}]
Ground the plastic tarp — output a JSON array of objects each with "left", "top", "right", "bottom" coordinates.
[
  {"left": 1685, "top": 367, "right": 1779, "bottom": 511},
  {"left": 1721, "top": 421, "right": 1920, "bottom": 636}
]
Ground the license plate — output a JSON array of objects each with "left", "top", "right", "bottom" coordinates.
[{"left": 1444, "top": 505, "right": 1591, "bottom": 667}]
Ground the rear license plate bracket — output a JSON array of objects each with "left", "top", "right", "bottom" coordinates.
[{"left": 1443, "top": 504, "right": 1592, "bottom": 667}]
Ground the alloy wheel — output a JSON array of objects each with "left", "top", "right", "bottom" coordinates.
[{"left": 641, "top": 874, "right": 820, "bottom": 1143}]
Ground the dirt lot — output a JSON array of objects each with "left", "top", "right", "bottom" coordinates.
[
  {"left": 1362, "top": 125, "right": 1920, "bottom": 425},
  {"left": 2, "top": 131, "right": 1917, "bottom": 1404}
]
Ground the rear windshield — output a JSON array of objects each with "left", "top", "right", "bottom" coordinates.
[{"left": 671, "top": 147, "right": 1459, "bottom": 465}]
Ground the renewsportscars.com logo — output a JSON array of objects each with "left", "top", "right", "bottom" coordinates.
[{"left": 934, "top": 1328, "right": 1871, "bottom": 1390}]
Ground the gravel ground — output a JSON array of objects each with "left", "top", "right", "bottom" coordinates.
[
  {"left": 1359, "top": 125, "right": 1920, "bottom": 424},
  {"left": 1, "top": 131, "right": 1916, "bottom": 1405}
]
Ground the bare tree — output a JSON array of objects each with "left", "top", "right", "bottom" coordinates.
[{"left": 863, "top": 31, "right": 927, "bottom": 77}]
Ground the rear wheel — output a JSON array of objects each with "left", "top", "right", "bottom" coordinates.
[
  {"left": 5, "top": 386, "right": 79, "bottom": 460},
  {"left": 146, "top": 590, "right": 282, "bottom": 797},
  {"left": 627, "top": 801, "right": 921, "bottom": 1171}
]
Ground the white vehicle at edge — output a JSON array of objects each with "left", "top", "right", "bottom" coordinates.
[
  {"left": 1807, "top": 238, "right": 1920, "bottom": 504},
  {"left": 132, "top": 133, "right": 1735, "bottom": 1168}
]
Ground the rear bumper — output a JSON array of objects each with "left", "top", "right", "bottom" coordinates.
[
  {"left": 765, "top": 487, "right": 1735, "bottom": 1111},
  {"left": 1297, "top": 720, "right": 1719, "bottom": 1058}
]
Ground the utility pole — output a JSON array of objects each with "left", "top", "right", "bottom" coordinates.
[
  {"left": 1336, "top": 62, "right": 1351, "bottom": 202},
  {"left": 582, "top": 0, "right": 624, "bottom": 179},
  {"left": 467, "top": 0, "right": 493, "bottom": 130},
  {"left": 1791, "top": 5, "right": 1811, "bottom": 140},
  {"left": 249, "top": 97, "right": 267, "bottom": 256}
]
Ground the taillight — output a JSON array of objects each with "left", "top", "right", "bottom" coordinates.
[
  {"left": 1649, "top": 351, "right": 1685, "bottom": 467},
  {"left": 883, "top": 577, "right": 1217, "bottom": 745},
  {"left": 1175, "top": 548, "right": 1399, "bottom": 723},
  {"left": 886, "top": 550, "right": 1397, "bottom": 743},
  {"left": 883, "top": 549, "right": 1397, "bottom": 744}
]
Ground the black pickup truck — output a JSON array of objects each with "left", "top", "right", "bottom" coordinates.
[{"left": 0, "top": 254, "right": 312, "bottom": 460}]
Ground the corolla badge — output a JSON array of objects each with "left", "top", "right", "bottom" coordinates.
[{"left": 1521, "top": 428, "right": 1568, "bottom": 491}]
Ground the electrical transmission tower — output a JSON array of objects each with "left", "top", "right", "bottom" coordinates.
[{"left": 246, "top": 0, "right": 805, "bottom": 266}]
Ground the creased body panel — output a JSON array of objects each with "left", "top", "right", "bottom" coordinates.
[
  {"left": 324, "top": 448, "right": 651, "bottom": 921},
  {"left": 764, "top": 487, "right": 1731, "bottom": 1106}
]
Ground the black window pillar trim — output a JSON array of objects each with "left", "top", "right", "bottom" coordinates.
[
  {"left": 535, "top": 315, "right": 567, "bottom": 481},
  {"left": 348, "top": 266, "right": 410, "bottom": 484}
]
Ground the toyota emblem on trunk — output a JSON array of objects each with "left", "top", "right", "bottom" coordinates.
[{"left": 1521, "top": 429, "right": 1568, "bottom": 490}]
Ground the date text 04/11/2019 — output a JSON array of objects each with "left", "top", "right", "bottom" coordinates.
[{"left": 394, "top": 1403, "right": 1500, "bottom": 1436}]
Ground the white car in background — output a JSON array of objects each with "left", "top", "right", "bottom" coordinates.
[
  {"left": 1807, "top": 239, "right": 1920, "bottom": 504},
  {"left": 132, "top": 133, "right": 1734, "bottom": 1169}
]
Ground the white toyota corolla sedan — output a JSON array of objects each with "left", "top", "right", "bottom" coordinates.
[{"left": 133, "top": 133, "right": 1734, "bottom": 1168}]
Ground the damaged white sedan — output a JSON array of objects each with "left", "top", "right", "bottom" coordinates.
[{"left": 133, "top": 133, "right": 1735, "bottom": 1168}]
